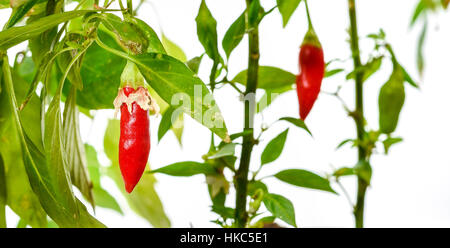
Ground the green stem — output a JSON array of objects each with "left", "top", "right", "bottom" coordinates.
[
  {"left": 234, "top": 0, "right": 260, "bottom": 228},
  {"left": 304, "top": 0, "right": 313, "bottom": 29},
  {"left": 348, "top": 0, "right": 368, "bottom": 228}
]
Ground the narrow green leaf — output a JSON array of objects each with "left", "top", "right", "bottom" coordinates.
[
  {"left": 162, "top": 34, "right": 187, "bottom": 62},
  {"left": 233, "top": 66, "right": 296, "bottom": 90},
  {"left": 401, "top": 65, "right": 419, "bottom": 88},
  {"left": 261, "top": 129, "right": 289, "bottom": 166},
  {"left": 346, "top": 56, "right": 383, "bottom": 83},
  {"left": 6, "top": 0, "right": 40, "bottom": 28},
  {"left": 98, "top": 13, "right": 150, "bottom": 54},
  {"left": 0, "top": 154, "right": 6, "bottom": 228},
  {"left": 279, "top": 117, "right": 312, "bottom": 136},
  {"left": 274, "top": 169, "right": 336, "bottom": 193},
  {"left": 131, "top": 53, "right": 230, "bottom": 141},
  {"left": 222, "top": 12, "right": 245, "bottom": 58},
  {"left": 208, "top": 143, "right": 236, "bottom": 159},
  {"left": 263, "top": 193, "right": 296, "bottom": 227},
  {"left": 336, "top": 138, "right": 354, "bottom": 150},
  {"left": 325, "top": 68, "right": 344, "bottom": 78},
  {"left": 186, "top": 56, "right": 203, "bottom": 74},
  {"left": 129, "top": 17, "right": 166, "bottom": 54},
  {"left": 152, "top": 161, "right": 216, "bottom": 177},
  {"left": 333, "top": 167, "right": 355, "bottom": 178},
  {"left": 63, "top": 86, "right": 94, "bottom": 208},
  {"left": 0, "top": 10, "right": 95, "bottom": 50},
  {"left": 196, "top": 0, "right": 221, "bottom": 62},
  {"left": 277, "top": 0, "right": 302, "bottom": 27},
  {"left": 85, "top": 144, "right": 123, "bottom": 214},
  {"left": 382, "top": 136, "right": 403, "bottom": 154},
  {"left": 417, "top": 22, "right": 427, "bottom": 76},
  {"left": 2, "top": 55, "right": 104, "bottom": 227},
  {"left": 378, "top": 65, "right": 405, "bottom": 134}
]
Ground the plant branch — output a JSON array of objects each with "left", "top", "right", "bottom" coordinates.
[
  {"left": 347, "top": 0, "right": 368, "bottom": 228},
  {"left": 234, "top": 0, "right": 260, "bottom": 228}
]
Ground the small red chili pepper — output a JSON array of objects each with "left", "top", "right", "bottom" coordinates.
[
  {"left": 114, "top": 61, "right": 159, "bottom": 193},
  {"left": 296, "top": 26, "right": 325, "bottom": 120}
]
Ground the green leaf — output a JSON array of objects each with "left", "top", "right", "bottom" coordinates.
[
  {"left": 98, "top": 13, "right": 150, "bottom": 54},
  {"left": 0, "top": 63, "right": 47, "bottom": 228},
  {"left": 410, "top": 0, "right": 426, "bottom": 27},
  {"left": 2, "top": 56, "right": 103, "bottom": 227},
  {"left": 209, "top": 143, "right": 237, "bottom": 160},
  {"left": 129, "top": 17, "right": 166, "bottom": 54},
  {"left": 0, "top": 154, "right": 6, "bottom": 228},
  {"left": 401, "top": 65, "right": 419, "bottom": 88},
  {"left": 333, "top": 167, "right": 355, "bottom": 178},
  {"left": 63, "top": 87, "right": 94, "bottom": 208},
  {"left": 162, "top": 34, "right": 187, "bottom": 62},
  {"left": 196, "top": 0, "right": 221, "bottom": 62},
  {"left": 336, "top": 138, "right": 354, "bottom": 150},
  {"left": 186, "top": 56, "right": 203, "bottom": 74},
  {"left": 76, "top": 29, "right": 127, "bottom": 109},
  {"left": 85, "top": 144, "right": 123, "bottom": 214},
  {"left": 247, "top": 180, "right": 268, "bottom": 196},
  {"left": 104, "top": 119, "right": 170, "bottom": 227},
  {"left": 382, "top": 136, "right": 403, "bottom": 154},
  {"left": 261, "top": 129, "right": 289, "bottom": 166},
  {"left": 263, "top": 193, "right": 296, "bottom": 227},
  {"left": 346, "top": 56, "right": 383, "bottom": 83},
  {"left": 131, "top": 53, "right": 230, "bottom": 141},
  {"left": 0, "top": 0, "right": 9, "bottom": 9},
  {"left": 211, "top": 205, "right": 234, "bottom": 220},
  {"left": 277, "top": 0, "right": 302, "bottom": 27},
  {"left": 222, "top": 12, "right": 245, "bottom": 58},
  {"left": 152, "top": 161, "right": 216, "bottom": 177},
  {"left": 417, "top": 22, "right": 427, "bottom": 76},
  {"left": 0, "top": 10, "right": 95, "bottom": 50},
  {"left": 354, "top": 160, "right": 372, "bottom": 185},
  {"left": 248, "top": 0, "right": 263, "bottom": 28},
  {"left": 279, "top": 117, "right": 312, "bottom": 136},
  {"left": 233, "top": 66, "right": 295, "bottom": 90},
  {"left": 5, "top": 0, "right": 40, "bottom": 28},
  {"left": 274, "top": 169, "right": 336, "bottom": 193},
  {"left": 158, "top": 106, "right": 180, "bottom": 142},
  {"left": 378, "top": 65, "right": 405, "bottom": 134},
  {"left": 325, "top": 68, "right": 344, "bottom": 78}
]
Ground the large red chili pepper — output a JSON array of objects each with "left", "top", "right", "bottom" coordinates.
[
  {"left": 296, "top": 2, "right": 325, "bottom": 120},
  {"left": 114, "top": 61, "right": 158, "bottom": 193}
]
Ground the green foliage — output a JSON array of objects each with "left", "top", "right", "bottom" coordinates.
[
  {"left": 85, "top": 144, "right": 122, "bottom": 214},
  {"left": 162, "top": 34, "right": 187, "bottom": 62},
  {"left": 222, "top": 12, "right": 245, "bottom": 58},
  {"left": 274, "top": 169, "right": 336, "bottom": 193},
  {"left": 263, "top": 193, "right": 296, "bottom": 227},
  {"left": 2, "top": 55, "right": 103, "bottom": 227},
  {"left": 279, "top": 117, "right": 311, "bottom": 136},
  {"left": 233, "top": 66, "right": 295, "bottom": 91},
  {"left": 0, "top": 10, "right": 94, "bottom": 50},
  {"left": 196, "top": 0, "right": 221, "bottom": 63},
  {"left": 152, "top": 161, "right": 216, "bottom": 177},
  {"left": 63, "top": 87, "right": 94, "bottom": 208},
  {"left": 261, "top": 129, "right": 289, "bottom": 166},
  {"left": 277, "top": 0, "right": 302, "bottom": 27}
]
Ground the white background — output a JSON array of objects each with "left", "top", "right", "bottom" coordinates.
[{"left": 1, "top": 0, "right": 450, "bottom": 227}]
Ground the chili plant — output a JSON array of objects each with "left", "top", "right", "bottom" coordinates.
[
  {"left": 0, "top": 0, "right": 423, "bottom": 228},
  {"left": 326, "top": 0, "right": 419, "bottom": 228}
]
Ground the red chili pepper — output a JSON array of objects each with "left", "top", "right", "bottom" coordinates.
[
  {"left": 114, "top": 61, "right": 158, "bottom": 193},
  {"left": 118, "top": 86, "right": 150, "bottom": 193},
  {"left": 296, "top": 29, "right": 325, "bottom": 120}
]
